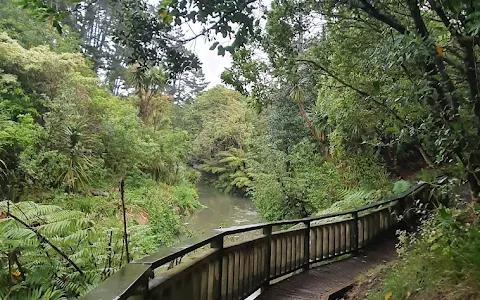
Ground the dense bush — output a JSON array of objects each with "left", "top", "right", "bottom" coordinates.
[
  {"left": 367, "top": 205, "right": 480, "bottom": 300},
  {"left": 180, "top": 86, "right": 254, "bottom": 194},
  {"left": 0, "top": 32, "right": 200, "bottom": 298},
  {"left": 0, "top": 200, "right": 163, "bottom": 299}
]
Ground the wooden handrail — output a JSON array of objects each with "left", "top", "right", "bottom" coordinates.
[{"left": 80, "top": 179, "right": 441, "bottom": 300}]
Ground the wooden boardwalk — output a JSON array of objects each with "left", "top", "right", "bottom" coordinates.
[
  {"left": 257, "top": 238, "right": 397, "bottom": 300},
  {"left": 84, "top": 181, "right": 434, "bottom": 300}
]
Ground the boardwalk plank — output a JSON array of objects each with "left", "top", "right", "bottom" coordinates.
[{"left": 256, "top": 238, "right": 396, "bottom": 300}]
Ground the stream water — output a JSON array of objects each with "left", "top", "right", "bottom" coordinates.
[
  {"left": 149, "top": 184, "right": 260, "bottom": 261},
  {"left": 183, "top": 184, "right": 261, "bottom": 241}
]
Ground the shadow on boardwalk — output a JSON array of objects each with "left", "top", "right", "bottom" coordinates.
[{"left": 257, "top": 238, "right": 397, "bottom": 300}]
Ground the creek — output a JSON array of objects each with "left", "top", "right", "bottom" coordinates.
[{"left": 183, "top": 184, "right": 260, "bottom": 241}]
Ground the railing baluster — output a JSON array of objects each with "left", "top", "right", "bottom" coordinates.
[
  {"left": 211, "top": 236, "right": 224, "bottom": 300},
  {"left": 194, "top": 268, "right": 201, "bottom": 300},
  {"left": 331, "top": 224, "right": 336, "bottom": 257},
  {"left": 335, "top": 223, "right": 340, "bottom": 255},
  {"left": 262, "top": 225, "right": 272, "bottom": 290},
  {"left": 236, "top": 251, "right": 241, "bottom": 300},
  {"left": 262, "top": 242, "right": 266, "bottom": 282},
  {"left": 365, "top": 215, "right": 370, "bottom": 246},
  {"left": 232, "top": 252, "right": 238, "bottom": 300},
  {"left": 303, "top": 221, "right": 310, "bottom": 270},
  {"left": 322, "top": 226, "right": 326, "bottom": 258},
  {"left": 223, "top": 255, "right": 228, "bottom": 300},
  {"left": 286, "top": 233, "right": 291, "bottom": 273},
  {"left": 281, "top": 235, "right": 285, "bottom": 274},
  {"left": 352, "top": 212, "right": 359, "bottom": 254},
  {"left": 292, "top": 233, "right": 296, "bottom": 270},
  {"left": 229, "top": 253, "right": 234, "bottom": 300},
  {"left": 297, "top": 233, "right": 301, "bottom": 267},
  {"left": 283, "top": 235, "right": 288, "bottom": 274},
  {"left": 252, "top": 247, "right": 257, "bottom": 290},
  {"left": 202, "top": 263, "right": 209, "bottom": 300},
  {"left": 364, "top": 216, "right": 368, "bottom": 246},
  {"left": 346, "top": 221, "right": 350, "bottom": 252},
  {"left": 258, "top": 245, "right": 262, "bottom": 287},
  {"left": 244, "top": 247, "right": 248, "bottom": 297},
  {"left": 371, "top": 213, "right": 375, "bottom": 242},
  {"left": 363, "top": 216, "right": 367, "bottom": 246},
  {"left": 275, "top": 236, "right": 279, "bottom": 276},
  {"left": 251, "top": 247, "right": 255, "bottom": 292},
  {"left": 290, "top": 233, "right": 294, "bottom": 270},
  {"left": 311, "top": 226, "right": 316, "bottom": 262},
  {"left": 381, "top": 210, "right": 386, "bottom": 231},
  {"left": 291, "top": 234, "right": 295, "bottom": 269},
  {"left": 244, "top": 246, "right": 249, "bottom": 296},
  {"left": 239, "top": 249, "right": 244, "bottom": 299}
]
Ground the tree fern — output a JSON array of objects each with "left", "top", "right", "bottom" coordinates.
[
  {"left": 200, "top": 147, "right": 252, "bottom": 195},
  {"left": 0, "top": 200, "right": 162, "bottom": 299}
]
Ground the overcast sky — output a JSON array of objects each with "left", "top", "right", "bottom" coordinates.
[
  {"left": 185, "top": 36, "right": 232, "bottom": 88},
  {"left": 149, "top": 0, "right": 271, "bottom": 88},
  {"left": 147, "top": 0, "right": 232, "bottom": 87}
]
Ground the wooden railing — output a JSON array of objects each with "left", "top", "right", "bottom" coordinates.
[{"left": 81, "top": 181, "right": 434, "bottom": 300}]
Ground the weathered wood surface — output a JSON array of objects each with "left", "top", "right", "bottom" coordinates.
[
  {"left": 257, "top": 238, "right": 397, "bottom": 300},
  {"left": 145, "top": 202, "right": 404, "bottom": 300},
  {"left": 80, "top": 180, "right": 437, "bottom": 300}
]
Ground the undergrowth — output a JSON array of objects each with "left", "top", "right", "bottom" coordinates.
[
  {"left": 0, "top": 175, "right": 200, "bottom": 299},
  {"left": 366, "top": 204, "right": 480, "bottom": 300}
]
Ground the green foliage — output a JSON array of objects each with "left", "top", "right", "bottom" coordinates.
[
  {"left": 0, "top": 175, "right": 199, "bottom": 298},
  {"left": 0, "top": 31, "right": 201, "bottom": 298},
  {"left": 0, "top": 0, "right": 80, "bottom": 53},
  {"left": 392, "top": 180, "right": 412, "bottom": 195},
  {"left": 186, "top": 86, "right": 250, "bottom": 159},
  {"left": 10, "top": 0, "right": 480, "bottom": 297},
  {"left": 16, "top": 0, "right": 201, "bottom": 80},
  {"left": 182, "top": 86, "right": 253, "bottom": 194},
  {"left": 367, "top": 205, "right": 480, "bottom": 300},
  {"left": 248, "top": 120, "right": 391, "bottom": 221},
  {"left": 200, "top": 148, "right": 252, "bottom": 194},
  {"left": 0, "top": 201, "right": 156, "bottom": 299}
]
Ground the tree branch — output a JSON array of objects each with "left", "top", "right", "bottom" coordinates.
[
  {"left": 357, "top": 0, "right": 407, "bottom": 34},
  {"left": 427, "top": 0, "right": 460, "bottom": 37}
]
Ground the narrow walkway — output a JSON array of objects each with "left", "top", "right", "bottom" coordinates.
[{"left": 257, "top": 238, "right": 397, "bottom": 300}]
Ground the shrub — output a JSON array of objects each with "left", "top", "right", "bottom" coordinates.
[{"left": 367, "top": 205, "right": 480, "bottom": 300}]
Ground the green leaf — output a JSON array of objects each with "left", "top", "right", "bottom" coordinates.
[
  {"left": 209, "top": 41, "right": 219, "bottom": 50},
  {"left": 218, "top": 45, "right": 225, "bottom": 56}
]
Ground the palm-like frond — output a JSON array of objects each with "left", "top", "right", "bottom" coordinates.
[{"left": 0, "top": 200, "right": 159, "bottom": 299}]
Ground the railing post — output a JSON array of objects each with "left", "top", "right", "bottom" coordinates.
[
  {"left": 126, "top": 267, "right": 153, "bottom": 300},
  {"left": 303, "top": 220, "right": 310, "bottom": 271},
  {"left": 351, "top": 211, "right": 359, "bottom": 255},
  {"left": 211, "top": 235, "right": 224, "bottom": 300},
  {"left": 262, "top": 225, "right": 272, "bottom": 291}
]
